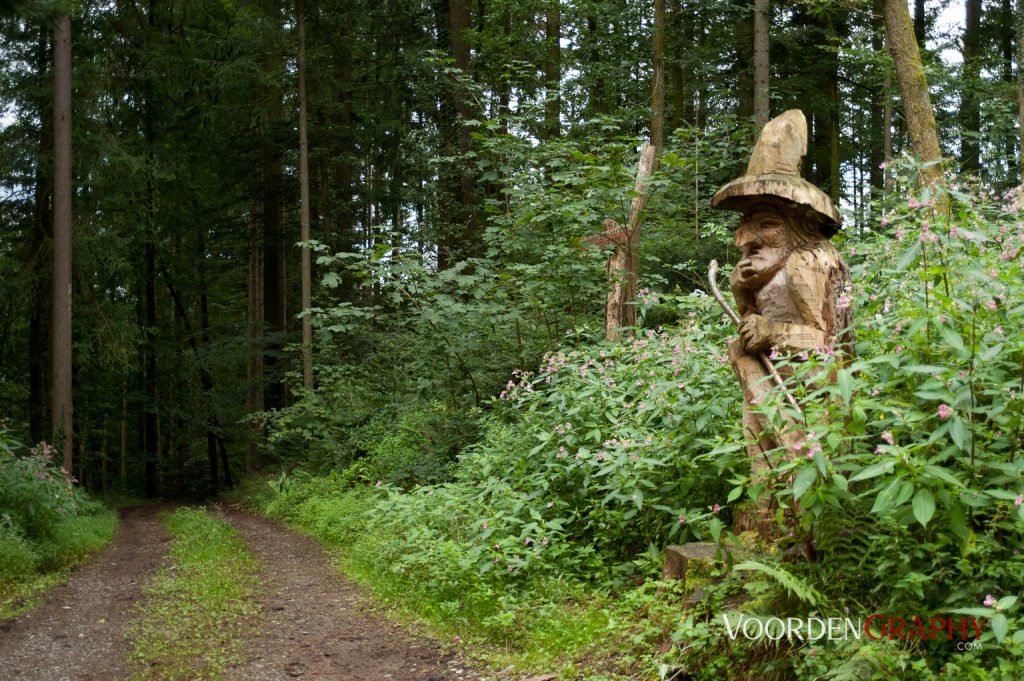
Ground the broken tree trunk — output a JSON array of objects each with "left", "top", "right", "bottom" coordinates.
[{"left": 584, "top": 144, "right": 658, "bottom": 341}]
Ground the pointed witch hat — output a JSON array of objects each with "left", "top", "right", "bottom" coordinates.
[{"left": 710, "top": 110, "right": 841, "bottom": 236}]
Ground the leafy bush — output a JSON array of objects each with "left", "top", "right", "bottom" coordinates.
[
  {"left": 0, "top": 525, "right": 40, "bottom": 581},
  {"left": 0, "top": 422, "right": 117, "bottom": 605}
]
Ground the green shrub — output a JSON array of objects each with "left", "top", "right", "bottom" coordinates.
[
  {"left": 0, "top": 525, "right": 40, "bottom": 580},
  {"left": 0, "top": 422, "right": 118, "bottom": 612}
]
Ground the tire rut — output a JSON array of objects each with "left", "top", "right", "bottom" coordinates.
[
  {"left": 219, "top": 507, "right": 487, "bottom": 681},
  {"left": 0, "top": 504, "right": 172, "bottom": 681}
]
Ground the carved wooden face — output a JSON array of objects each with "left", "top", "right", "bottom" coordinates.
[{"left": 735, "top": 208, "right": 792, "bottom": 283}]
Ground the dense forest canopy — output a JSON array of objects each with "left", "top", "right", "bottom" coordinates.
[{"left": 6, "top": 0, "right": 1021, "bottom": 495}]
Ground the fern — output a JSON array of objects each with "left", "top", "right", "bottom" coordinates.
[
  {"left": 732, "top": 560, "right": 821, "bottom": 606},
  {"left": 823, "top": 643, "right": 888, "bottom": 681}
]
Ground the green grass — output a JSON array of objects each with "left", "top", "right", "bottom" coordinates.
[
  {"left": 0, "top": 509, "right": 119, "bottom": 619},
  {"left": 127, "top": 507, "right": 261, "bottom": 680}
]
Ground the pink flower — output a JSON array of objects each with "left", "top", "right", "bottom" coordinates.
[
  {"left": 938, "top": 404, "right": 953, "bottom": 419},
  {"left": 986, "top": 299, "right": 998, "bottom": 311},
  {"left": 679, "top": 515, "right": 686, "bottom": 524},
  {"left": 1015, "top": 495, "right": 1023, "bottom": 507},
  {"left": 984, "top": 594, "right": 997, "bottom": 608},
  {"left": 881, "top": 430, "right": 894, "bottom": 445},
  {"left": 712, "top": 504, "right": 721, "bottom": 514}
]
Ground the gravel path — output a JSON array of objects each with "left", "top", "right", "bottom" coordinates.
[
  {"left": 220, "top": 506, "right": 487, "bottom": 681},
  {"left": 0, "top": 505, "right": 170, "bottom": 681}
]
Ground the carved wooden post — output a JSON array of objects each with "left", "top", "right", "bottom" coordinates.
[
  {"left": 584, "top": 145, "right": 658, "bottom": 341},
  {"left": 709, "top": 110, "right": 854, "bottom": 532}
]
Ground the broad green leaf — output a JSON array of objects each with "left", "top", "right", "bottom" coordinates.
[
  {"left": 992, "top": 613, "right": 1009, "bottom": 643},
  {"left": 850, "top": 461, "right": 893, "bottom": 482},
  {"left": 923, "top": 464, "right": 966, "bottom": 488},
  {"left": 793, "top": 467, "right": 817, "bottom": 501},
  {"left": 896, "top": 241, "right": 922, "bottom": 271},
  {"left": 912, "top": 488, "right": 935, "bottom": 527},
  {"left": 708, "top": 517, "right": 723, "bottom": 544},
  {"left": 939, "top": 325, "right": 966, "bottom": 354},
  {"left": 837, "top": 369, "right": 853, "bottom": 404},
  {"left": 950, "top": 417, "right": 969, "bottom": 451}
]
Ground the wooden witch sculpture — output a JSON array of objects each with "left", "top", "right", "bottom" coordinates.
[{"left": 708, "top": 110, "right": 854, "bottom": 519}]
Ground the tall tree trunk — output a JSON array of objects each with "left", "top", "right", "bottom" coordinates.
[
  {"left": 736, "top": 0, "right": 754, "bottom": 121},
  {"left": 246, "top": 214, "right": 264, "bottom": 474},
  {"left": 30, "top": 29, "right": 52, "bottom": 446},
  {"left": 51, "top": 13, "right": 73, "bottom": 474},
  {"left": 263, "top": 0, "right": 287, "bottom": 410},
  {"left": 960, "top": 0, "right": 981, "bottom": 173},
  {"left": 298, "top": 0, "right": 313, "bottom": 390},
  {"left": 1003, "top": 0, "right": 1017, "bottom": 183},
  {"left": 753, "top": 0, "right": 769, "bottom": 130},
  {"left": 1018, "top": 0, "right": 1024, "bottom": 179},
  {"left": 668, "top": 0, "right": 692, "bottom": 131},
  {"left": 142, "top": 3, "right": 158, "bottom": 498},
  {"left": 885, "top": 0, "right": 945, "bottom": 189},
  {"left": 869, "top": 0, "right": 886, "bottom": 194},
  {"left": 586, "top": 15, "right": 608, "bottom": 117},
  {"left": 544, "top": 1, "right": 561, "bottom": 139},
  {"left": 914, "top": 0, "right": 926, "bottom": 49},
  {"left": 651, "top": 0, "right": 666, "bottom": 152},
  {"left": 449, "top": 0, "right": 477, "bottom": 251}
]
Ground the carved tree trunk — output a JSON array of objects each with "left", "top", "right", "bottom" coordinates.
[
  {"left": 591, "top": 145, "right": 658, "bottom": 341},
  {"left": 885, "top": 0, "right": 945, "bottom": 189}
]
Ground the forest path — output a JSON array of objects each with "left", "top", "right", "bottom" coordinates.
[
  {"left": 218, "top": 505, "right": 485, "bottom": 681},
  {"left": 0, "top": 504, "right": 171, "bottom": 681}
]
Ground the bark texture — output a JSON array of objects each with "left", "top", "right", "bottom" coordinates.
[
  {"left": 885, "top": 0, "right": 945, "bottom": 189},
  {"left": 51, "top": 13, "right": 73, "bottom": 472}
]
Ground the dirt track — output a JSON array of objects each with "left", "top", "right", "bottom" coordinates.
[
  {"left": 0, "top": 504, "right": 486, "bottom": 681},
  {"left": 0, "top": 505, "right": 169, "bottom": 681}
]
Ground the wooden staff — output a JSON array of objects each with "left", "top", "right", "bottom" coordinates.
[{"left": 707, "top": 260, "right": 802, "bottom": 416}]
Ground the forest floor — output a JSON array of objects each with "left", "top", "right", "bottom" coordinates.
[{"left": 0, "top": 503, "right": 488, "bottom": 681}]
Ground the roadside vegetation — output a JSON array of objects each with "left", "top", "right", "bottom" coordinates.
[
  {"left": 247, "top": 158, "right": 1024, "bottom": 680},
  {"left": 127, "top": 507, "right": 261, "bottom": 680},
  {"left": 0, "top": 424, "right": 117, "bottom": 618}
]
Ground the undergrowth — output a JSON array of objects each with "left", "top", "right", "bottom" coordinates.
[{"left": 0, "top": 425, "right": 118, "bottom": 619}]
